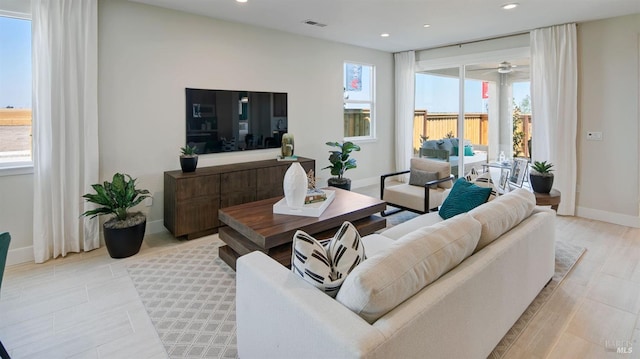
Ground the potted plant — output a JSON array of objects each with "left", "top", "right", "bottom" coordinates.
[
  {"left": 180, "top": 144, "right": 198, "bottom": 172},
  {"left": 322, "top": 141, "right": 361, "bottom": 191},
  {"left": 529, "top": 161, "right": 554, "bottom": 193},
  {"left": 82, "top": 173, "right": 150, "bottom": 258}
]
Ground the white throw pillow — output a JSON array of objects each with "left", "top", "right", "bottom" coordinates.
[
  {"left": 468, "top": 188, "right": 536, "bottom": 252},
  {"left": 336, "top": 213, "right": 481, "bottom": 323},
  {"left": 291, "top": 222, "right": 365, "bottom": 297}
]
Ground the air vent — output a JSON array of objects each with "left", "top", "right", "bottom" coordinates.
[{"left": 302, "top": 19, "right": 327, "bottom": 27}]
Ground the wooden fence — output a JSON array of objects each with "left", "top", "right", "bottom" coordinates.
[
  {"left": 413, "top": 111, "right": 531, "bottom": 156},
  {"left": 413, "top": 111, "right": 488, "bottom": 152},
  {"left": 344, "top": 109, "right": 371, "bottom": 137}
]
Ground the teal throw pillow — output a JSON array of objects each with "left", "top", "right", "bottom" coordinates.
[
  {"left": 439, "top": 178, "right": 491, "bottom": 219},
  {"left": 464, "top": 145, "right": 474, "bottom": 156}
]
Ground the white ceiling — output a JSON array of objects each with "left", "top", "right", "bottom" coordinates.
[{"left": 128, "top": 0, "right": 640, "bottom": 53}]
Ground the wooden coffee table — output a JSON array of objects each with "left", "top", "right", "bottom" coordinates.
[{"left": 217, "top": 188, "right": 387, "bottom": 270}]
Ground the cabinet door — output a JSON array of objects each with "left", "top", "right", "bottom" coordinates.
[
  {"left": 220, "top": 169, "right": 257, "bottom": 207},
  {"left": 175, "top": 196, "right": 220, "bottom": 237},
  {"left": 176, "top": 174, "right": 220, "bottom": 200},
  {"left": 256, "top": 165, "right": 288, "bottom": 200}
]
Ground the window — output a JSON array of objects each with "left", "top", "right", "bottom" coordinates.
[
  {"left": 0, "top": 14, "right": 32, "bottom": 170},
  {"left": 343, "top": 62, "right": 375, "bottom": 139}
]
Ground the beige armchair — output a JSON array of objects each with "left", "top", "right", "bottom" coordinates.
[{"left": 380, "top": 158, "right": 454, "bottom": 216}]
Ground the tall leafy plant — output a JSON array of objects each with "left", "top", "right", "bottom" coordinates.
[
  {"left": 82, "top": 173, "right": 150, "bottom": 221},
  {"left": 322, "top": 141, "right": 361, "bottom": 179}
]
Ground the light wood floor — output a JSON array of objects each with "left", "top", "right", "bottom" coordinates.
[{"left": 1, "top": 186, "right": 639, "bottom": 358}]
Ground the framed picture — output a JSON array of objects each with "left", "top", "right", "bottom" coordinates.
[
  {"left": 499, "top": 170, "right": 509, "bottom": 190},
  {"left": 509, "top": 158, "right": 529, "bottom": 187}
]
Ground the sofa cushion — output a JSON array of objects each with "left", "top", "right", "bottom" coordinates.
[
  {"left": 361, "top": 234, "right": 396, "bottom": 257},
  {"left": 291, "top": 222, "right": 365, "bottom": 297},
  {"left": 421, "top": 140, "right": 439, "bottom": 150},
  {"left": 439, "top": 178, "right": 491, "bottom": 220},
  {"left": 438, "top": 139, "right": 454, "bottom": 155},
  {"left": 411, "top": 157, "right": 452, "bottom": 189},
  {"left": 468, "top": 188, "right": 536, "bottom": 252},
  {"left": 336, "top": 213, "right": 481, "bottom": 323},
  {"left": 409, "top": 169, "right": 439, "bottom": 189},
  {"left": 379, "top": 212, "right": 443, "bottom": 240}
]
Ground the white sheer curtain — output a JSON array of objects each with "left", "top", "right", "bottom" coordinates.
[
  {"left": 32, "top": 0, "right": 100, "bottom": 263},
  {"left": 394, "top": 51, "right": 415, "bottom": 173},
  {"left": 530, "top": 24, "right": 577, "bottom": 216}
]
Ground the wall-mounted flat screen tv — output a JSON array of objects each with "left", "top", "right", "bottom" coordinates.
[{"left": 185, "top": 88, "right": 288, "bottom": 154}]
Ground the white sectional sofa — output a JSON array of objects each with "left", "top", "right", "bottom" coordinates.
[{"left": 236, "top": 189, "right": 555, "bottom": 359}]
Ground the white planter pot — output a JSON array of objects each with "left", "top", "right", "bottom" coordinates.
[{"left": 283, "top": 162, "right": 308, "bottom": 208}]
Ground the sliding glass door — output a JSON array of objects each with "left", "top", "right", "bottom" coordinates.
[{"left": 415, "top": 58, "right": 530, "bottom": 179}]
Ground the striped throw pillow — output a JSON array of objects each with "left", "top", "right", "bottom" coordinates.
[
  {"left": 291, "top": 222, "right": 365, "bottom": 297},
  {"left": 473, "top": 172, "right": 499, "bottom": 200}
]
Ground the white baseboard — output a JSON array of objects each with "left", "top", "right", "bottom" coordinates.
[
  {"left": 576, "top": 206, "right": 640, "bottom": 228},
  {"left": 7, "top": 245, "right": 34, "bottom": 266},
  {"left": 351, "top": 176, "right": 380, "bottom": 189},
  {"left": 7, "top": 219, "right": 170, "bottom": 266},
  {"left": 146, "top": 219, "right": 167, "bottom": 235}
]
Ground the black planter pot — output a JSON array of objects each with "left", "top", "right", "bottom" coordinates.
[
  {"left": 529, "top": 174, "right": 554, "bottom": 194},
  {"left": 180, "top": 156, "right": 198, "bottom": 172},
  {"left": 328, "top": 177, "right": 351, "bottom": 191},
  {"left": 103, "top": 220, "right": 146, "bottom": 258}
]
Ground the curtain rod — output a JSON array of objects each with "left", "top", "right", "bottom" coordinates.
[
  {"left": 407, "top": 31, "right": 530, "bottom": 54},
  {"left": 407, "top": 22, "right": 579, "bottom": 54}
]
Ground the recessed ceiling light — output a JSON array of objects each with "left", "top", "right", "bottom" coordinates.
[
  {"left": 502, "top": 3, "right": 518, "bottom": 10},
  {"left": 381, "top": 33, "right": 390, "bottom": 37},
  {"left": 236, "top": 0, "right": 248, "bottom": 3},
  {"left": 423, "top": 24, "right": 431, "bottom": 28}
]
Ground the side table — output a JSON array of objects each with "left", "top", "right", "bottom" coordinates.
[{"left": 533, "top": 189, "right": 561, "bottom": 212}]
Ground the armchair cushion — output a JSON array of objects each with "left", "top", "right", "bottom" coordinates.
[{"left": 411, "top": 157, "right": 452, "bottom": 189}]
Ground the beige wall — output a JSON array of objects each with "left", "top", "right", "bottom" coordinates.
[
  {"left": 577, "top": 14, "right": 640, "bottom": 226},
  {"left": 0, "top": 0, "right": 395, "bottom": 264},
  {"left": 3, "top": 5, "right": 638, "bottom": 265}
]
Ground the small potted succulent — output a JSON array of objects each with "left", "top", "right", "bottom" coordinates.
[
  {"left": 180, "top": 144, "right": 198, "bottom": 172},
  {"left": 529, "top": 161, "right": 554, "bottom": 193},
  {"left": 82, "top": 173, "right": 150, "bottom": 258},
  {"left": 322, "top": 141, "right": 361, "bottom": 191}
]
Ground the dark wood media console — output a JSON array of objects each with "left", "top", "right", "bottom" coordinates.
[{"left": 164, "top": 157, "right": 315, "bottom": 239}]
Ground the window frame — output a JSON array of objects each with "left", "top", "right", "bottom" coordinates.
[
  {"left": 343, "top": 61, "right": 376, "bottom": 142},
  {"left": 0, "top": 10, "right": 33, "bottom": 176}
]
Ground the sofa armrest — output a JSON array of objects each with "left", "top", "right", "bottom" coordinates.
[{"left": 236, "top": 251, "right": 385, "bottom": 359}]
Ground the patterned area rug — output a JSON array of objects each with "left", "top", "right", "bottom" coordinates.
[
  {"left": 489, "top": 240, "right": 585, "bottom": 358},
  {"left": 127, "top": 221, "right": 584, "bottom": 359},
  {"left": 127, "top": 240, "right": 237, "bottom": 359}
]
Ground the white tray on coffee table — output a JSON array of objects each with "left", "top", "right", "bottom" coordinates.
[{"left": 272, "top": 190, "right": 336, "bottom": 217}]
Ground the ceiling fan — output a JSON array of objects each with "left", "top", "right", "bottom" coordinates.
[
  {"left": 497, "top": 61, "right": 517, "bottom": 74},
  {"left": 467, "top": 61, "right": 529, "bottom": 76}
]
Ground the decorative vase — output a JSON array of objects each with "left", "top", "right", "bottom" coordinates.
[
  {"left": 281, "top": 133, "right": 294, "bottom": 157},
  {"left": 283, "top": 162, "right": 308, "bottom": 208}
]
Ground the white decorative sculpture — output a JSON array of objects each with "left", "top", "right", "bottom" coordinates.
[{"left": 283, "top": 162, "right": 308, "bottom": 208}]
